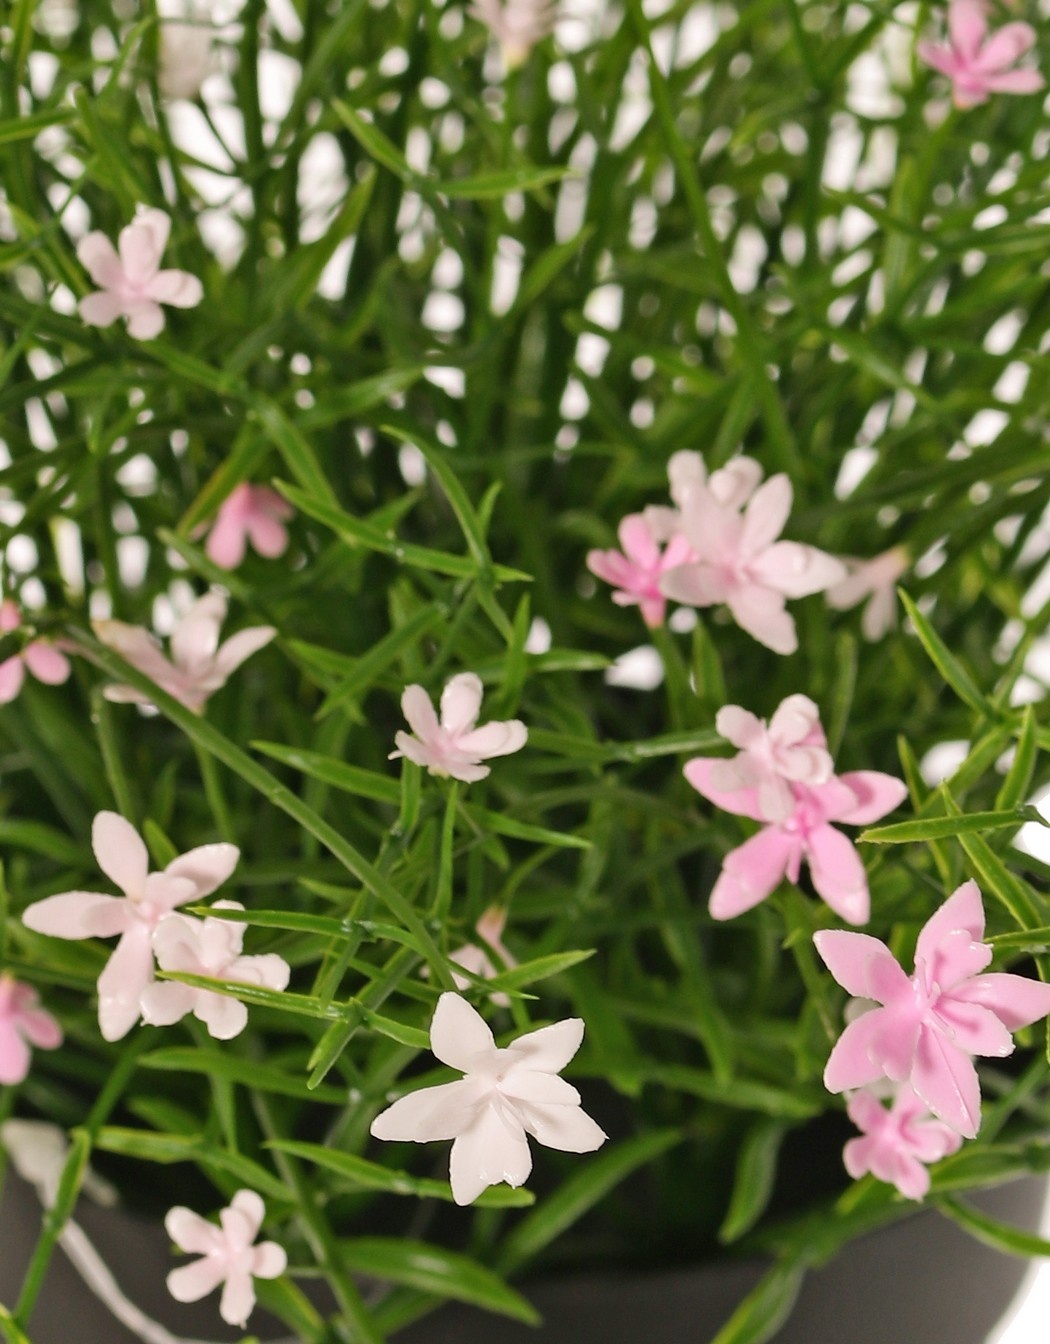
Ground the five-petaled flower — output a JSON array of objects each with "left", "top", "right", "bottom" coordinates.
[
  {"left": 815, "top": 881, "right": 1050, "bottom": 1138},
  {"left": 707, "top": 694, "right": 833, "bottom": 823},
  {"left": 843, "top": 1083, "right": 962, "bottom": 1200},
  {"left": 0, "top": 974, "right": 63, "bottom": 1085},
  {"left": 370, "top": 992, "right": 606, "bottom": 1205},
  {"left": 21, "top": 812, "right": 239, "bottom": 1041},
  {"left": 166, "top": 1190, "right": 286, "bottom": 1328},
  {"left": 94, "top": 590, "right": 275, "bottom": 714},
  {"left": 140, "top": 902, "right": 290, "bottom": 1040},
  {"left": 204, "top": 484, "right": 294, "bottom": 570},
  {"left": 917, "top": 0, "right": 1043, "bottom": 107},
  {"left": 390, "top": 672, "right": 527, "bottom": 783},
  {"left": 586, "top": 513, "right": 694, "bottom": 629},
  {"left": 77, "top": 207, "right": 203, "bottom": 340},
  {"left": 0, "top": 600, "right": 71, "bottom": 704},
  {"left": 826, "top": 546, "right": 909, "bottom": 642},
  {"left": 660, "top": 466, "right": 846, "bottom": 655},
  {"left": 685, "top": 697, "right": 906, "bottom": 924}
]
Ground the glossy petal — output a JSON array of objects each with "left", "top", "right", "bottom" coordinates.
[
  {"left": 709, "top": 827, "right": 795, "bottom": 919},
  {"left": 509, "top": 1017, "right": 585, "bottom": 1073},
  {"left": 139, "top": 980, "right": 197, "bottom": 1027},
  {"left": 430, "top": 992, "right": 495, "bottom": 1070},
  {"left": 449, "top": 1106, "right": 531, "bottom": 1206},
  {"left": 441, "top": 672, "right": 485, "bottom": 737},
  {"left": 834, "top": 771, "right": 908, "bottom": 825},
  {"left": 97, "top": 922, "right": 155, "bottom": 1041},
  {"left": 914, "top": 880, "right": 985, "bottom": 966},
  {"left": 213, "top": 626, "right": 277, "bottom": 679},
  {"left": 92, "top": 811, "right": 149, "bottom": 899},
  {"left": 370, "top": 1079, "right": 484, "bottom": 1143},
  {"left": 22, "top": 891, "right": 130, "bottom": 940},
  {"left": 401, "top": 684, "right": 441, "bottom": 741},
  {"left": 911, "top": 1027, "right": 982, "bottom": 1138},
  {"left": 823, "top": 1010, "right": 891, "bottom": 1093},
  {"left": 165, "top": 842, "right": 240, "bottom": 898},
  {"left": 952, "top": 972, "right": 1050, "bottom": 1032},
  {"left": 519, "top": 1101, "right": 607, "bottom": 1152},
  {"left": 814, "top": 930, "right": 910, "bottom": 1002},
  {"left": 805, "top": 823, "right": 870, "bottom": 925}
]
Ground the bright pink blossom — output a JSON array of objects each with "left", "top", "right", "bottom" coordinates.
[
  {"left": 815, "top": 881, "right": 1050, "bottom": 1138},
  {"left": 94, "top": 591, "right": 275, "bottom": 714},
  {"left": 166, "top": 1190, "right": 286, "bottom": 1328},
  {"left": 21, "top": 812, "right": 239, "bottom": 1041},
  {"left": 587, "top": 514, "right": 694, "bottom": 628},
  {"left": 204, "top": 485, "right": 294, "bottom": 570},
  {"left": 918, "top": 0, "right": 1043, "bottom": 108},
  {"left": 77, "top": 208, "right": 203, "bottom": 340},
  {"left": 390, "top": 672, "right": 527, "bottom": 783},
  {"left": 371, "top": 993, "right": 606, "bottom": 1205},
  {"left": 709, "top": 694, "right": 833, "bottom": 822},
  {"left": 685, "top": 698, "right": 905, "bottom": 924},
  {"left": 0, "top": 974, "right": 62, "bottom": 1085},
  {"left": 140, "top": 902, "right": 290, "bottom": 1039},
  {"left": 0, "top": 601, "right": 71, "bottom": 704},
  {"left": 660, "top": 470, "right": 846, "bottom": 655},
  {"left": 843, "top": 1084, "right": 962, "bottom": 1200},
  {"left": 826, "top": 546, "right": 909, "bottom": 641}
]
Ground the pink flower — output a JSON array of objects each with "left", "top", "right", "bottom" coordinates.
[
  {"left": 843, "top": 1084, "right": 963, "bottom": 1200},
  {"left": 685, "top": 701, "right": 906, "bottom": 924},
  {"left": 918, "top": 0, "right": 1043, "bottom": 108},
  {"left": 390, "top": 672, "right": 527, "bottom": 783},
  {"left": 204, "top": 484, "right": 294, "bottom": 570},
  {"left": 140, "top": 902, "right": 290, "bottom": 1039},
  {"left": 826, "top": 546, "right": 910, "bottom": 641},
  {"left": 815, "top": 881, "right": 1050, "bottom": 1138},
  {"left": 0, "top": 600, "right": 72, "bottom": 704},
  {"left": 371, "top": 993, "right": 606, "bottom": 1205},
  {"left": 166, "top": 1190, "right": 286, "bottom": 1328},
  {"left": 448, "top": 907, "right": 518, "bottom": 1007},
  {"left": 21, "top": 812, "right": 239, "bottom": 1041},
  {"left": 0, "top": 974, "right": 62, "bottom": 1085},
  {"left": 77, "top": 207, "right": 203, "bottom": 340},
  {"left": 586, "top": 514, "right": 694, "bottom": 628},
  {"left": 660, "top": 471, "right": 847, "bottom": 655},
  {"left": 470, "top": 0, "right": 555, "bottom": 67},
  {"left": 94, "top": 590, "right": 275, "bottom": 714},
  {"left": 644, "top": 452, "right": 763, "bottom": 543},
  {"left": 708, "top": 694, "right": 834, "bottom": 822}
]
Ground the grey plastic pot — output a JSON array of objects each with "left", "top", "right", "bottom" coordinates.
[{"left": 1, "top": 1171, "right": 1045, "bottom": 1344}]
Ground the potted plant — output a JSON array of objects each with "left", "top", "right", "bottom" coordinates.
[{"left": 2, "top": 0, "right": 1050, "bottom": 1341}]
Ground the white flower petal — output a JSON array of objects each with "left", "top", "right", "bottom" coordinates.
[
  {"left": 371, "top": 1079, "right": 483, "bottom": 1142},
  {"left": 430, "top": 992, "right": 496, "bottom": 1070},
  {"left": 518, "top": 1101, "right": 607, "bottom": 1153},
  {"left": 165, "top": 842, "right": 240, "bottom": 898},
  {"left": 92, "top": 812, "right": 149, "bottom": 899},
  {"left": 440, "top": 672, "right": 484, "bottom": 735},
  {"left": 449, "top": 1105, "right": 532, "bottom": 1205},
  {"left": 505, "top": 1017, "right": 584, "bottom": 1073}
]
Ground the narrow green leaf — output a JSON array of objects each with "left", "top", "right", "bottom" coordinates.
[
  {"left": 315, "top": 602, "right": 447, "bottom": 720},
  {"left": 138, "top": 1048, "right": 349, "bottom": 1103},
  {"left": 459, "top": 801, "right": 592, "bottom": 851},
  {"left": 337, "top": 1238, "right": 540, "bottom": 1324},
  {"left": 249, "top": 399, "right": 335, "bottom": 504},
  {"left": 252, "top": 742, "right": 400, "bottom": 803},
  {"left": 299, "top": 366, "right": 425, "bottom": 430},
  {"left": 996, "top": 706, "right": 1038, "bottom": 812},
  {"left": 254, "top": 1278, "right": 327, "bottom": 1344},
  {"left": 944, "top": 792, "right": 1044, "bottom": 929},
  {"left": 92, "top": 1127, "right": 288, "bottom": 1202},
  {"left": 860, "top": 808, "right": 1039, "bottom": 845},
  {"left": 635, "top": 1064, "right": 822, "bottom": 1120},
  {"left": 899, "top": 591, "right": 992, "bottom": 716},
  {"left": 0, "top": 107, "right": 76, "bottom": 145},
  {"left": 435, "top": 166, "right": 571, "bottom": 199},
  {"left": 937, "top": 1195, "right": 1050, "bottom": 1258},
  {"left": 708, "top": 1261, "right": 806, "bottom": 1344},
  {"left": 485, "top": 949, "right": 596, "bottom": 992},
  {"left": 719, "top": 1121, "right": 788, "bottom": 1244},
  {"left": 988, "top": 926, "right": 1050, "bottom": 949},
  {"left": 0, "top": 1306, "right": 31, "bottom": 1344},
  {"left": 333, "top": 100, "right": 413, "bottom": 179},
  {"left": 381, "top": 425, "right": 491, "bottom": 571}
]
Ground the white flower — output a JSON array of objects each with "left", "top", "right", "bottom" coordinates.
[
  {"left": 158, "top": 12, "right": 215, "bottom": 100},
  {"left": 77, "top": 207, "right": 203, "bottom": 340},
  {"left": 140, "top": 901, "right": 290, "bottom": 1039},
  {"left": 166, "top": 1190, "right": 286, "bottom": 1328},
  {"left": 390, "top": 672, "right": 527, "bottom": 783},
  {"left": 94, "top": 590, "right": 275, "bottom": 714},
  {"left": 370, "top": 993, "right": 606, "bottom": 1206}
]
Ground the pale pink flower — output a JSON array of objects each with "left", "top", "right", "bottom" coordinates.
[
  {"left": 166, "top": 1190, "right": 286, "bottom": 1328},
  {"left": 0, "top": 974, "right": 62, "bottom": 1085},
  {"left": 815, "top": 881, "right": 1050, "bottom": 1138},
  {"left": 0, "top": 600, "right": 72, "bottom": 704},
  {"left": 94, "top": 590, "right": 275, "bottom": 714},
  {"left": 470, "top": 0, "right": 555, "bottom": 67},
  {"left": 685, "top": 704, "right": 906, "bottom": 923},
  {"left": 140, "top": 902, "right": 289, "bottom": 1040},
  {"left": 448, "top": 907, "right": 518, "bottom": 1007},
  {"left": 390, "top": 672, "right": 527, "bottom": 783},
  {"left": 644, "top": 452, "right": 763, "bottom": 543},
  {"left": 826, "top": 546, "right": 909, "bottom": 641},
  {"left": 660, "top": 471, "right": 847, "bottom": 655},
  {"left": 586, "top": 514, "right": 695, "bottom": 628},
  {"left": 918, "top": 0, "right": 1043, "bottom": 107},
  {"left": 204, "top": 484, "right": 294, "bottom": 569},
  {"left": 21, "top": 812, "right": 239, "bottom": 1041},
  {"left": 709, "top": 694, "right": 834, "bottom": 822},
  {"left": 371, "top": 992, "right": 606, "bottom": 1205},
  {"left": 77, "top": 207, "right": 203, "bottom": 340},
  {"left": 158, "top": 12, "right": 215, "bottom": 101},
  {"left": 843, "top": 1084, "right": 963, "bottom": 1200}
]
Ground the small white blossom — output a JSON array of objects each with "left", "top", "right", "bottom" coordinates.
[{"left": 166, "top": 1190, "right": 286, "bottom": 1328}]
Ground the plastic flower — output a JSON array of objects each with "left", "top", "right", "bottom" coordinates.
[
  {"left": 166, "top": 1190, "right": 286, "bottom": 1328},
  {"left": 587, "top": 514, "right": 694, "bottom": 629},
  {"left": 686, "top": 700, "right": 905, "bottom": 924},
  {"left": 140, "top": 902, "right": 290, "bottom": 1040},
  {"left": 94, "top": 590, "right": 275, "bottom": 714},
  {"left": 390, "top": 672, "right": 527, "bottom": 783},
  {"left": 370, "top": 993, "right": 607, "bottom": 1205},
  {"left": 660, "top": 471, "right": 847, "bottom": 655},
  {"left": 204, "top": 484, "right": 294, "bottom": 569},
  {"left": 918, "top": 0, "right": 1043, "bottom": 107},
  {"left": 843, "top": 1084, "right": 963, "bottom": 1200},
  {"left": 0, "top": 974, "right": 63, "bottom": 1085},
  {"left": 448, "top": 907, "right": 518, "bottom": 1007},
  {"left": 708, "top": 694, "right": 834, "bottom": 822},
  {"left": 77, "top": 207, "right": 203, "bottom": 340},
  {"left": 826, "top": 546, "right": 909, "bottom": 641},
  {"left": 815, "top": 881, "right": 1050, "bottom": 1138},
  {"left": 21, "top": 812, "right": 239, "bottom": 1041},
  {"left": 470, "top": 0, "right": 555, "bottom": 68},
  {"left": 0, "top": 600, "right": 71, "bottom": 704}
]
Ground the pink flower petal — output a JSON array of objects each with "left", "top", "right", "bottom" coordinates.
[
  {"left": 229, "top": 1189, "right": 266, "bottom": 1240},
  {"left": 981, "top": 68, "right": 1044, "bottom": 93},
  {"left": 823, "top": 1010, "right": 890, "bottom": 1093},
  {"left": 804, "top": 822, "right": 870, "bottom": 925},
  {"left": 119, "top": 211, "right": 169, "bottom": 284},
  {"left": 76, "top": 232, "right": 124, "bottom": 288},
  {"left": 911, "top": 1026, "right": 982, "bottom": 1138},
  {"left": 683, "top": 758, "right": 767, "bottom": 821},
  {"left": 430, "top": 992, "right": 495, "bottom": 1070},
  {"left": 92, "top": 811, "right": 149, "bottom": 899},
  {"left": 219, "top": 1271, "right": 256, "bottom": 1328},
  {"left": 371, "top": 1079, "right": 484, "bottom": 1143},
  {"left": 213, "top": 626, "right": 276, "bottom": 680},
  {"left": 0, "top": 655, "right": 25, "bottom": 703},
  {"left": 22, "top": 891, "right": 130, "bottom": 939},
  {"left": 78, "top": 291, "right": 126, "bottom": 328},
  {"left": 813, "top": 930, "right": 909, "bottom": 1001},
  {"left": 167, "top": 1258, "right": 227, "bottom": 1304},
  {"left": 244, "top": 511, "right": 289, "bottom": 558},
  {"left": 195, "top": 991, "right": 249, "bottom": 1041},
  {"left": 250, "top": 1242, "right": 287, "bottom": 1280},
  {"left": 165, "top": 842, "right": 240, "bottom": 899},
  {"left": 401, "top": 684, "right": 441, "bottom": 742},
  {"left": 914, "top": 880, "right": 985, "bottom": 966},
  {"left": 205, "top": 512, "right": 248, "bottom": 569},
  {"left": 725, "top": 584, "right": 797, "bottom": 655},
  {"left": 948, "top": 0, "right": 987, "bottom": 61},
  {"left": 709, "top": 827, "right": 795, "bottom": 919},
  {"left": 124, "top": 301, "right": 166, "bottom": 340},
  {"left": 660, "top": 561, "right": 730, "bottom": 608},
  {"left": 750, "top": 542, "right": 847, "bottom": 598},
  {"left": 0, "top": 1021, "right": 31, "bottom": 1085},
  {"left": 139, "top": 980, "right": 197, "bottom": 1027},
  {"left": 618, "top": 513, "right": 659, "bottom": 568},
  {"left": 455, "top": 720, "right": 528, "bottom": 758},
  {"left": 834, "top": 771, "right": 908, "bottom": 825},
  {"left": 440, "top": 672, "right": 484, "bottom": 736},
  {"left": 952, "top": 972, "right": 1050, "bottom": 1032},
  {"left": 739, "top": 474, "right": 792, "bottom": 557},
  {"left": 171, "top": 593, "right": 226, "bottom": 673},
  {"left": 16, "top": 1004, "right": 63, "bottom": 1050},
  {"left": 974, "top": 21, "right": 1036, "bottom": 72},
  {"left": 23, "top": 642, "right": 71, "bottom": 685},
  {"left": 96, "top": 922, "right": 156, "bottom": 1042},
  {"left": 147, "top": 269, "right": 203, "bottom": 308}
]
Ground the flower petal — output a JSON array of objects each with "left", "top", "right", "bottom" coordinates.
[
  {"left": 119, "top": 210, "right": 170, "bottom": 283},
  {"left": 739, "top": 474, "right": 792, "bottom": 556},
  {"left": 518, "top": 1101, "right": 607, "bottom": 1153},
  {"left": 709, "top": 828, "right": 795, "bottom": 920},
  {"left": 441, "top": 673, "right": 485, "bottom": 736},
  {"left": 682, "top": 758, "right": 767, "bottom": 821},
  {"left": 370, "top": 1079, "right": 483, "bottom": 1142},
  {"left": 948, "top": 0, "right": 987, "bottom": 60},
  {"left": 507, "top": 1018, "right": 584, "bottom": 1073},
  {"left": 430, "top": 992, "right": 495, "bottom": 1070},
  {"left": 147, "top": 269, "right": 203, "bottom": 308},
  {"left": 805, "top": 823, "right": 870, "bottom": 925},
  {"left": 455, "top": 720, "right": 528, "bottom": 759},
  {"left": 92, "top": 812, "right": 149, "bottom": 899},
  {"left": 823, "top": 1009, "right": 892, "bottom": 1093},
  {"left": 213, "top": 625, "right": 277, "bottom": 680},
  {"left": 167, "top": 1258, "right": 226, "bottom": 1304},
  {"left": 813, "top": 930, "right": 909, "bottom": 1002},
  {"left": 401, "top": 684, "right": 441, "bottom": 742},
  {"left": 23, "top": 642, "right": 71, "bottom": 685},
  {"left": 911, "top": 1026, "right": 982, "bottom": 1138},
  {"left": 21, "top": 891, "right": 130, "bottom": 940},
  {"left": 251, "top": 1241, "right": 287, "bottom": 1280},
  {"left": 139, "top": 981, "right": 196, "bottom": 1027},
  {"left": 952, "top": 972, "right": 1050, "bottom": 1033},
  {"left": 0, "top": 1022, "right": 31, "bottom": 1085},
  {"left": 914, "top": 880, "right": 985, "bottom": 968},
  {"left": 974, "top": 21, "right": 1036, "bottom": 72},
  {"left": 125, "top": 301, "right": 166, "bottom": 340},
  {"left": 195, "top": 991, "right": 249, "bottom": 1041},
  {"left": 97, "top": 923, "right": 156, "bottom": 1041},
  {"left": 229, "top": 1189, "right": 266, "bottom": 1239},
  {"left": 171, "top": 592, "right": 226, "bottom": 673},
  {"left": 165, "top": 842, "right": 240, "bottom": 899},
  {"left": 832, "top": 771, "right": 908, "bottom": 826},
  {"left": 0, "top": 655, "right": 25, "bottom": 703},
  {"left": 205, "top": 512, "right": 248, "bottom": 569},
  {"left": 725, "top": 584, "right": 797, "bottom": 655},
  {"left": 219, "top": 1270, "right": 256, "bottom": 1328},
  {"left": 79, "top": 291, "right": 126, "bottom": 328},
  {"left": 76, "top": 232, "right": 123, "bottom": 288},
  {"left": 449, "top": 1106, "right": 532, "bottom": 1205}
]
